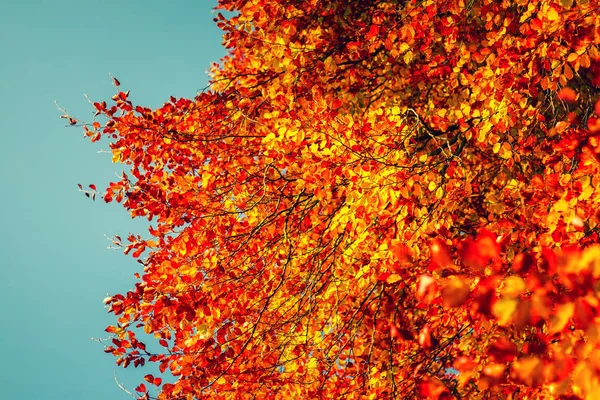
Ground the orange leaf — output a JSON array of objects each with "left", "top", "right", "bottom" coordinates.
[
  {"left": 418, "top": 325, "right": 433, "bottom": 349},
  {"left": 430, "top": 239, "right": 453, "bottom": 268},
  {"left": 441, "top": 276, "right": 470, "bottom": 307},
  {"left": 417, "top": 274, "right": 438, "bottom": 303},
  {"left": 511, "top": 357, "right": 543, "bottom": 387},
  {"left": 460, "top": 229, "right": 499, "bottom": 271},
  {"left": 557, "top": 87, "right": 576, "bottom": 102}
]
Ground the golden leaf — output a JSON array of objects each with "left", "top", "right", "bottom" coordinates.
[{"left": 493, "top": 298, "right": 518, "bottom": 325}]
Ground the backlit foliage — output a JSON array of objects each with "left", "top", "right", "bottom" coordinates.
[{"left": 69, "top": 0, "right": 600, "bottom": 398}]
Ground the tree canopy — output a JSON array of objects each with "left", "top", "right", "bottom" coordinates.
[{"left": 68, "top": 0, "right": 600, "bottom": 398}]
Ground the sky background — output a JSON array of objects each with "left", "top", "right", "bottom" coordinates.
[{"left": 0, "top": 1, "right": 225, "bottom": 398}]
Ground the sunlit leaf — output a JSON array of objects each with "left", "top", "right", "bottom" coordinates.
[{"left": 66, "top": 0, "right": 600, "bottom": 398}]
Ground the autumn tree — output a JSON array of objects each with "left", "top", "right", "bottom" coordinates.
[{"left": 66, "top": 0, "right": 600, "bottom": 398}]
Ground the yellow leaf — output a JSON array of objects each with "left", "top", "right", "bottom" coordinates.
[
  {"left": 398, "top": 42, "right": 410, "bottom": 54},
  {"left": 506, "top": 179, "right": 519, "bottom": 189},
  {"left": 554, "top": 198, "right": 570, "bottom": 212},
  {"left": 546, "top": 7, "right": 559, "bottom": 21},
  {"left": 549, "top": 302, "right": 574, "bottom": 334},
  {"left": 588, "top": 324, "right": 600, "bottom": 344},
  {"left": 502, "top": 276, "right": 526, "bottom": 297},
  {"left": 356, "top": 264, "right": 370, "bottom": 279},
  {"left": 586, "top": 386, "right": 600, "bottom": 400},
  {"left": 567, "top": 52, "right": 578, "bottom": 62},
  {"left": 216, "top": 376, "right": 227, "bottom": 385},
  {"left": 579, "top": 183, "right": 593, "bottom": 200},
  {"left": 435, "top": 187, "right": 444, "bottom": 199},
  {"left": 202, "top": 173, "right": 210, "bottom": 189},
  {"left": 493, "top": 298, "right": 518, "bottom": 325},
  {"left": 477, "top": 122, "right": 491, "bottom": 142},
  {"left": 184, "top": 336, "right": 197, "bottom": 347},
  {"left": 386, "top": 274, "right": 402, "bottom": 284}
]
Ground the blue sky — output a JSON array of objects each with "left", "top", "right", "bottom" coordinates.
[{"left": 0, "top": 1, "right": 225, "bottom": 398}]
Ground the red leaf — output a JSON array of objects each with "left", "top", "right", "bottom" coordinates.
[
  {"left": 530, "top": 18, "right": 543, "bottom": 32},
  {"left": 135, "top": 383, "right": 147, "bottom": 393},
  {"left": 365, "top": 24, "right": 380, "bottom": 40},
  {"left": 488, "top": 338, "right": 517, "bottom": 363},
  {"left": 460, "top": 229, "right": 499, "bottom": 271},
  {"left": 89, "top": 184, "right": 97, "bottom": 190},
  {"left": 430, "top": 239, "right": 452, "bottom": 268},
  {"left": 389, "top": 322, "right": 401, "bottom": 339},
  {"left": 113, "top": 76, "right": 121, "bottom": 87},
  {"left": 103, "top": 346, "right": 115, "bottom": 353},
  {"left": 132, "top": 246, "right": 145, "bottom": 258},
  {"left": 159, "top": 361, "right": 168, "bottom": 373},
  {"left": 377, "top": 272, "right": 391, "bottom": 281},
  {"left": 512, "top": 253, "right": 536, "bottom": 274}
]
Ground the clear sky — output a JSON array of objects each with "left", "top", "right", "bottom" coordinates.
[{"left": 0, "top": 1, "right": 225, "bottom": 398}]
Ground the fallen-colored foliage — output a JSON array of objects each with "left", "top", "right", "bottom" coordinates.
[{"left": 70, "top": 0, "right": 600, "bottom": 398}]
